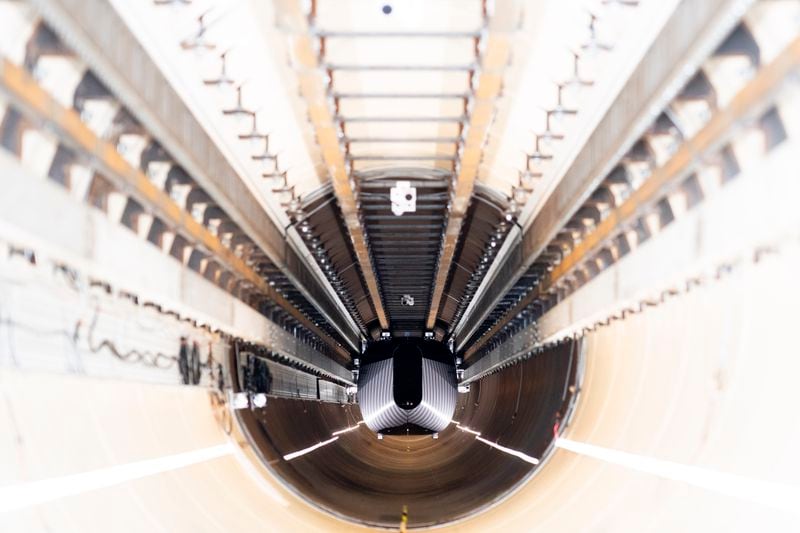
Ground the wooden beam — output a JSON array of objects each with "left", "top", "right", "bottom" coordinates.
[
  {"left": 278, "top": 0, "right": 390, "bottom": 330},
  {"left": 425, "top": 1, "right": 518, "bottom": 330},
  {"left": 0, "top": 57, "right": 351, "bottom": 361}
]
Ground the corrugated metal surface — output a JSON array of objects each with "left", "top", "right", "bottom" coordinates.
[
  {"left": 358, "top": 170, "right": 450, "bottom": 333},
  {"left": 299, "top": 184, "right": 377, "bottom": 332},
  {"left": 358, "top": 358, "right": 408, "bottom": 431},
  {"left": 266, "top": 359, "right": 319, "bottom": 401},
  {"left": 318, "top": 379, "right": 349, "bottom": 403},
  {"left": 358, "top": 356, "right": 457, "bottom": 433},
  {"left": 408, "top": 358, "right": 457, "bottom": 431},
  {"left": 262, "top": 359, "right": 350, "bottom": 403}
]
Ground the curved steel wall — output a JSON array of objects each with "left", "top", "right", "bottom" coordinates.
[{"left": 4, "top": 245, "right": 800, "bottom": 530}]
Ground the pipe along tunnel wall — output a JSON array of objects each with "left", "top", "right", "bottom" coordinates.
[{"left": 3, "top": 239, "right": 800, "bottom": 531}]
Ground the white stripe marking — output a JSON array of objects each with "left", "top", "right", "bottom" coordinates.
[
  {"left": 556, "top": 437, "right": 800, "bottom": 513},
  {"left": 455, "top": 424, "right": 539, "bottom": 464},
  {"left": 0, "top": 443, "right": 234, "bottom": 514},
  {"left": 283, "top": 437, "right": 339, "bottom": 461},
  {"left": 332, "top": 421, "right": 364, "bottom": 436},
  {"left": 455, "top": 423, "right": 481, "bottom": 436},
  {"left": 476, "top": 436, "right": 540, "bottom": 465}
]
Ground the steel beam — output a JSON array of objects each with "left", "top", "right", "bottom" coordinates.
[
  {"left": 344, "top": 136, "right": 461, "bottom": 143},
  {"left": 454, "top": 0, "right": 751, "bottom": 350},
  {"left": 29, "top": 0, "right": 362, "bottom": 353},
  {"left": 347, "top": 155, "right": 457, "bottom": 161},
  {"left": 334, "top": 92, "right": 470, "bottom": 100},
  {"left": 278, "top": 0, "right": 389, "bottom": 330},
  {"left": 314, "top": 30, "right": 480, "bottom": 39},
  {"left": 464, "top": 123, "right": 800, "bottom": 382},
  {"left": 326, "top": 63, "right": 475, "bottom": 72},
  {"left": 337, "top": 115, "right": 467, "bottom": 123},
  {"left": 0, "top": 58, "right": 350, "bottom": 362},
  {"left": 464, "top": 30, "right": 800, "bottom": 360},
  {"left": 424, "top": 0, "right": 518, "bottom": 330}
]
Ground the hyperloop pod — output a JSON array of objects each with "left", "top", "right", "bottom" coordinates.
[{"left": 357, "top": 339, "right": 457, "bottom": 436}]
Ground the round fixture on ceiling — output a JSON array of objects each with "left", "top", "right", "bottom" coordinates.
[{"left": 382, "top": 4, "right": 392, "bottom": 15}]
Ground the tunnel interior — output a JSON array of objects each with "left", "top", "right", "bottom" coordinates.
[
  {"left": 1, "top": 0, "right": 800, "bottom": 531},
  {"left": 359, "top": 338, "right": 457, "bottom": 435},
  {"left": 235, "top": 339, "right": 579, "bottom": 528}
]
